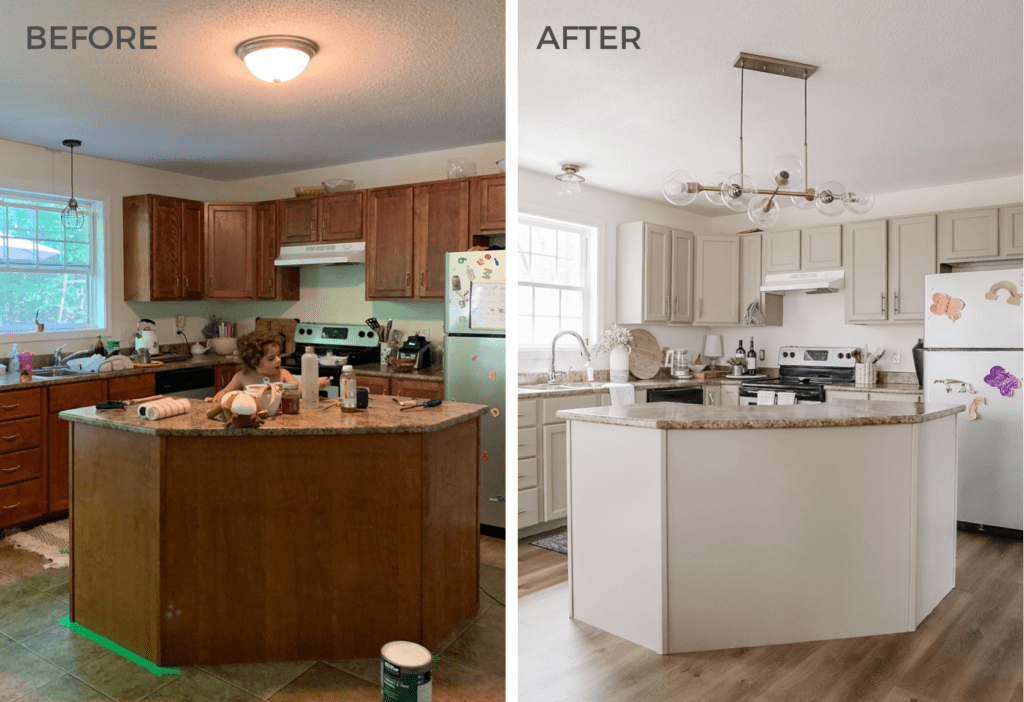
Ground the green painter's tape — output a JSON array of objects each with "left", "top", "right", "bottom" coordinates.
[{"left": 58, "top": 617, "right": 182, "bottom": 677}]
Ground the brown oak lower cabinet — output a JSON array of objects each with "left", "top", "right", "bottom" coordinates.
[
  {"left": 355, "top": 375, "right": 443, "bottom": 399},
  {"left": 47, "top": 379, "right": 107, "bottom": 512},
  {"left": 0, "top": 388, "right": 45, "bottom": 528},
  {"left": 213, "top": 365, "right": 237, "bottom": 394}
]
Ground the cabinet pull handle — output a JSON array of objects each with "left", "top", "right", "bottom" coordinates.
[
  {"left": 894, "top": 291, "right": 899, "bottom": 314},
  {"left": 1, "top": 404, "right": 19, "bottom": 411},
  {"left": 322, "top": 218, "right": 326, "bottom": 231},
  {"left": 2, "top": 435, "right": 20, "bottom": 442},
  {"left": 880, "top": 292, "right": 885, "bottom": 314},
  {"left": 518, "top": 474, "right": 526, "bottom": 478},
  {"left": 405, "top": 272, "right": 411, "bottom": 288},
  {"left": 420, "top": 272, "right": 425, "bottom": 289},
  {"left": 518, "top": 510, "right": 527, "bottom": 515},
  {"left": 673, "top": 296, "right": 678, "bottom": 315},
  {"left": 2, "top": 502, "right": 19, "bottom": 510},
  {"left": 184, "top": 276, "right": 189, "bottom": 288},
  {"left": 174, "top": 275, "right": 179, "bottom": 288},
  {"left": 2, "top": 466, "right": 19, "bottom": 473}
]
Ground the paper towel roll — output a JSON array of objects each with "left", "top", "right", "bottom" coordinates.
[{"left": 138, "top": 398, "right": 190, "bottom": 421}]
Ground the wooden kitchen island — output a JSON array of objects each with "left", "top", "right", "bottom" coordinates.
[
  {"left": 59, "top": 396, "right": 487, "bottom": 666},
  {"left": 557, "top": 399, "right": 964, "bottom": 655}
]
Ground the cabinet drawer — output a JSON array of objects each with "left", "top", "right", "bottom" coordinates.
[
  {"left": 108, "top": 373, "right": 157, "bottom": 402},
  {"left": 518, "top": 427, "right": 538, "bottom": 459},
  {"left": 518, "top": 487, "right": 539, "bottom": 528},
  {"left": 392, "top": 379, "right": 443, "bottom": 400},
  {"left": 0, "top": 417, "right": 41, "bottom": 455},
  {"left": 518, "top": 399, "right": 537, "bottom": 428},
  {"left": 0, "top": 448, "right": 42, "bottom": 488},
  {"left": 868, "top": 393, "right": 922, "bottom": 403},
  {"left": 0, "top": 478, "right": 44, "bottom": 528},
  {"left": 48, "top": 380, "right": 106, "bottom": 413},
  {"left": 518, "top": 457, "right": 538, "bottom": 490},
  {"left": 356, "top": 375, "right": 391, "bottom": 396},
  {"left": 0, "top": 388, "right": 42, "bottom": 421},
  {"left": 542, "top": 394, "right": 600, "bottom": 424},
  {"left": 828, "top": 390, "right": 871, "bottom": 402}
]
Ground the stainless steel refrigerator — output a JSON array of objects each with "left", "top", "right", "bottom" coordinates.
[
  {"left": 444, "top": 251, "right": 505, "bottom": 531},
  {"left": 923, "top": 268, "right": 1023, "bottom": 531}
]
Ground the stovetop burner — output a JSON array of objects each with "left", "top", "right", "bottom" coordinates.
[{"left": 739, "top": 346, "right": 860, "bottom": 399}]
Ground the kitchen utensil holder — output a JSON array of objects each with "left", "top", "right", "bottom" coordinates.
[{"left": 855, "top": 363, "right": 877, "bottom": 387}]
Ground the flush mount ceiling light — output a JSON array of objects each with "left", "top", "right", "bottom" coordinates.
[
  {"left": 663, "top": 53, "right": 874, "bottom": 228},
  {"left": 60, "top": 139, "right": 85, "bottom": 231},
  {"left": 235, "top": 35, "right": 319, "bottom": 83},
  {"left": 555, "top": 164, "right": 585, "bottom": 198}
]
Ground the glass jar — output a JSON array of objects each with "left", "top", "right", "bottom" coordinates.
[{"left": 281, "top": 383, "right": 301, "bottom": 415}]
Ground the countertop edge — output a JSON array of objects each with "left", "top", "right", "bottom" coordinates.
[{"left": 518, "top": 379, "right": 923, "bottom": 400}]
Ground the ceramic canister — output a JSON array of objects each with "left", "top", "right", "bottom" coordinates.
[{"left": 381, "top": 641, "right": 432, "bottom": 702}]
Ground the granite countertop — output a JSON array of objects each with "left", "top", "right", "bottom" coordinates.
[
  {"left": 555, "top": 399, "right": 964, "bottom": 430},
  {"left": 0, "top": 353, "right": 240, "bottom": 391},
  {"left": 59, "top": 395, "right": 486, "bottom": 436},
  {"left": 516, "top": 376, "right": 750, "bottom": 400},
  {"left": 824, "top": 381, "right": 923, "bottom": 395}
]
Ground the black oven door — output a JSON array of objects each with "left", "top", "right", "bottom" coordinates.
[{"left": 647, "top": 386, "right": 704, "bottom": 404}]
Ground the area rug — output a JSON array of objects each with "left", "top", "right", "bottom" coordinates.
[
  {"left": 530, "top": 531, "right": 567, "bottom": 556},
  {"left": 2, "top": 518, "right": 69, "bottom": 569}
]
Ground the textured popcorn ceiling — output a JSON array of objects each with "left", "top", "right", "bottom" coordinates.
[
  {"left": 0, "top": 0, "right": 505, "bottom": 180},
  {"left": 519, "top": 0, "right": 1023, "bottom": 216}
]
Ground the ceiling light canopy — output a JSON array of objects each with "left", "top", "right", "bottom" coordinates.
[
  {"left": 555, "top": 164, "right": 585, "bottom": 198},
  {"left": 663, "top": 52, "right": 874, "bottom": 227},
  {"left": 235, "top": 35, "right": 320, "bottom": 84}
]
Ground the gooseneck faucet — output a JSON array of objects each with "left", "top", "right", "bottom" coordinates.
[{"left": 549, "top": 331, "right": 590, "bottom": 384}]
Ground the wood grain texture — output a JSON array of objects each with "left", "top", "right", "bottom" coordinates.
[
  {"left": 256, "top": 200, "right": 278, "bottom": 299},
  {"left": 356, "top": 375, "right": 390, "bottom": 396},
  {"left": 151, "top": 196, "right": 182, "bottom": 299},
  {"left": 393, "top": 378, "right": 445, "bottom": 400},
  {"left": 628, "top": 328, "right": 663, "bottom": 380},
  {"left": 366, "top": 186, "right": 415, "bottom": 299},
  {"left": 0, "top": 447, "right": 42, "bottom": 488},
  {"left": 47, "top": 379, "right": 106, "bottom": 413},
  {"left": 0, "top": 477, "right": 44, "bottom": 527},
  {"left": 0, "top": 416, "right": 42, "bottom": 456},
  {"left": 279, "top": 196, "right": 319, "bottom": 245},
  {"left": 321, "top": 191, "right": 364, "bottom": 242},
  {"left": 477, "top": 175, "right": 505, "bottom": 232},
  {"left": 0, "top": 387, "right": 42, "bottom": 421},
  {"left": 106, "top": 373, "right": 156, "bottom": 402},
  {"left": 181, "top": 198, "right": 205, "bottom": 299},
  {"left": 413, "top": 180, "right": 470, "bottom": 299},
  {"left": 121, "top": 194, "right": 152, "bottom": 301},
  {"left": 205, "top": 203, "right": 255, "bottom": 299}
]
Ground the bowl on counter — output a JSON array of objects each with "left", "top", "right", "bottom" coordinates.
[
  {"left": 689, "top": 364, "right": 707, "bottom": 372},
  {"left": 388, "top": 357, "right": 416, "bottom": 373},
  {"left": 322, "top": 179, "right": 354, "bottom": 193},
  {"left": 208, "top": 338, "right": 237, "bottom": 355}
]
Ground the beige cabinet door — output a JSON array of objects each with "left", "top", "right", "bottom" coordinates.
[
  {"left": 801, "top": 225, "right": 842, "bottom": 270},
  {"left": 643, "top": 224, "right": 672, "bottom": 323},
  {"left": 888, "top": 215, "right": 936, "bottom": 322},
  {"left": 518, "top": 487, "right": 539, "bottom": 528},
  {"left": 703, "top": 386, "right": 722, "bottom": 406},
  {"left": 1000, "top": 204, "right": 1023, "bottom": 258},
  {"left": 695, "top": 235, "right": 740, "bottom": 324},
  {"left": 543, "top": 424, "right": 569, "bottom": 521},
  {"left": 721, "top": 385, "right": 740, "bottom": 406},
  {"left": 937, "top": 208, "right": 999, "bottom": 262},
  {"left": 762, "top": 229, "right": 801, "bottom": 273},
  {"left": 844, "top": 220, "right": 889, "bottom": 323},
  {"left": 669, "top": 229, "right": 694, "bottom": 324}
]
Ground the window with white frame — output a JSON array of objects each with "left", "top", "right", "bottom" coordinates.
[
  {"left": 518, "top": 214, "right": 592, "bottom": 346},
  {"left": 0, "top": 190, "right": 105, "bottom": 334}
]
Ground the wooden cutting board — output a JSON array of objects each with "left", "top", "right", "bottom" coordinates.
[
  {"left": 254, "top": 317, "right": 300, "bottom": 355},
  {"left": 629, "top": 329, "right": 663, "bottom": 380}
]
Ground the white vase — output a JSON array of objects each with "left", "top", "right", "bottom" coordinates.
[{"left": 609, "top": 346, "right": 631, "bottom": 382}]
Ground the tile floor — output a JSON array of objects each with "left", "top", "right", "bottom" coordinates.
[{"left": 0, "top": 532, "right": 506, "bottom": 702}]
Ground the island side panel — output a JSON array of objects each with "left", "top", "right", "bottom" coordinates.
[
  {"left": 568, "top": 421, "right": 668, "bottom": 654},
  {"left": 665, "top": 425, "right": 914, "bottom": 653},
  {"left": 161, "top": 433, "right": 424, "bottom": 664},
  {"left": 913, "top": 415, "right": 958, "bottom": 626},
  {"left": 421, "top": 417, "right": 480, "bottom": 649},
  {"left": 71, "top": 424, "right": 162, "bottom": 663}
]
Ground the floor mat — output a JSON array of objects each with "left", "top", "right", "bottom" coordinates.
[
  {"left": 3, "top": 518, "right": 69, "bottom": 568},
  {"left": 530, "top": 531, "right": 567, "bottom": 556}
]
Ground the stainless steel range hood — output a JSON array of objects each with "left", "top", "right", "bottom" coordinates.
[
  {"left": 761, "top": 269, "right": 845, "bottom": 294},
  {"left": 274, "top": 242, "right": 365, "bottom": 266}
]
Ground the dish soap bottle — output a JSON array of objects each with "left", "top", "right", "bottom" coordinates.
[
  {"left": 340, "top": 365, "right": 358, "bottom": 412},
  {"left": 301, "top": 346, "right": 319, "bottom": 409},
  {"left": 9, "top": 344, "right": 18, "bottom": 375}
]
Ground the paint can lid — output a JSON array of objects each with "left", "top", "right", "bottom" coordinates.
[{"left": 381, "top": 641, "right": 432, "bottom": 671}]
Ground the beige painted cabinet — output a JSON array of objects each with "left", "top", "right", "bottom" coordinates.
[
  {"left": 694, "top": 235, "right": 741, "bottom": 325},
  {"left": 721, "top": 385, "right": 740, "bottom": 406},
  {"left": 843, "top": 220, "right": 889, "bottom": 323},
  {"left": 828, "top": 390, "right": 922, "bottom": 403},
  {"left": 888, "top": 215, "right": 937, "bottom": 322},
  {"left": 703, "top": 386, "right": 721, "bottom": 406},
  {"left": 762, "top": 230, "right": 801, "bottom": 273},
  {"left": 801, "top": 225, "right": 843, "bottom": 270},
  {"left": 669, "top": 230, "right": 694, "bottom": 324},
  {"left": 616, "top": 222, "right": 672, "bottom": 324},
  {"left": 739, "top": 233, "right": 783, "bottom": 327},
  {"left": 1000, "top": 204, "right": 1023, "bottom": 258},
  {"left": 937, "top": 207, "right": 1000, "bottom": 262}
]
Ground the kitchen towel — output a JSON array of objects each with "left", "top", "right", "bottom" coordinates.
[
  {"left": 777, "top": 392, "right": 797, "bottom": 405},
  {"left": 606, "top": 383, "right": 635, "bottom": 406},
  {"left": 757, "top": 390, "right": 776, "bottom": 405},
  {"left": 137, "top": 397, "right": 190, "bottom": 421}
]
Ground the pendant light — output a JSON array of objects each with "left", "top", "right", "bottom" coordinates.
[
  {"left": 60, "top": 139, "right": 85, "bottom": 232},
  {"left": 555, "top": 164, "right": 585, "bottom": 198},
  {"left": 235, "top": 35, "right": 319, "bottom": 83},
  {"left": 662, "top": 53, "right": 874, "bottom": 226}
]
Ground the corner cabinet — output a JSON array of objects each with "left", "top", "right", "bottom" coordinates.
[
  {"left": 694, "top": 234, "right": 741, "bottom": 324},
  {"left": 472, "top": 175, "right": 505, "bottom": 233},
  {"left": 256, "top": 201, "right": 300, "bottom": 300},
  {"left": 123, "top": 194, "right": 204, "bottom": 301},
  {"left": 739, "top": 233, "right": 782, "bottom": 327}
]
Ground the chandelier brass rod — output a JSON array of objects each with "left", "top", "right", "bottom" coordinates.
[{"left": 692, "top": 183, "right": 814, "bottom": 199}]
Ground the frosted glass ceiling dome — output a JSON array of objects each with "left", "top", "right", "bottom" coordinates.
[{"left": 235, "top": 35, "right": 320, "bottom": 84}]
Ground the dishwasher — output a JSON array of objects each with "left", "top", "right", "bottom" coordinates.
[
  {"left": 154, "top": 367, "right": 216, "bottom": 400},
  {"left": 646, "top": 386, "right": 704, "bottom": 404}
]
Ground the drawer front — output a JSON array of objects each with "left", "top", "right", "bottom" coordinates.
[
  {"left": 518, "top": 457, "right": 538, "bottom": 490},
  {"left": 392, "top": 379, "right": 444, "bottom": 400},
  {"left": 518, "top": 427, "right": 538, "bottom": 459},
  {"left": 518, "top": 399, "right": 537, "bottom": 428},
  {"left": 356, "top": 375, "right": 390, "bottom": 396},
  {"left": 0, "top": 417, "right": 42, "bottom": 455},
  {"left": 0, "top": 478, "right": 44, "bottom": 528},
  {"left": 868, "top": 393, "right": 922, "bottom": 403},
  {"left": 542, "top": 394, "right": 600, "bottom": 424},
  {"left": 48, "top": 380, "right": 106, "bottom": 413},
  {"left": 518, "top": 487, "right": 539, "bottom": 528},
  {"left": 827, "top": 390, "right": 871, "bottom": 402},
  {"left": 0, "top": 448, "right": 43, "bottom": 488},
  {"left": 0, "top": 388, "right": 42, "bottom": 421},
  {"left": 108, "top": 373, "right": 157, "bottom": 402}
]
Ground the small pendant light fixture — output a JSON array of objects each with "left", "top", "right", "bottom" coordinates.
[
  {"left": 235, "top": 35, "right": 320, "bottom": 83},
  {"left": 555, "top": 164, "right": 585, "bottom": 198},
  {"left": 662, "top": 53, "right": 874, "bottom": 227},
  {"left": 60, "top": 139, "right": 85, "bottom": 232}
]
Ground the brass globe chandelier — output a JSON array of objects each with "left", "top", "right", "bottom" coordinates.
[{"left": 662, "top": 53, "right": 875, "bottom": 227}]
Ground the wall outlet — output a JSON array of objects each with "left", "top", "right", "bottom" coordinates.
[
  {"left": 892, "top": 350, "right": 901, "bottom": 364},
  {"left": 175, "top": 314, "right": 185, "bottom": 331}
]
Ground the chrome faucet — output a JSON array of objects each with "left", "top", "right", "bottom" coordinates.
[
  {"left": 549, "top": 331, "right": 590, "bottom": 384},
  {"left": 52, "top": 344, "right": 69, "bottom": 367},
  {"left": 52, "top": 344, "right": 91, "bottom": 368}
]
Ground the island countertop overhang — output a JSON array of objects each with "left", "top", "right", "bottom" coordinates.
[{"left": 557, "top": 399, "right": 965, "bottom": 430}]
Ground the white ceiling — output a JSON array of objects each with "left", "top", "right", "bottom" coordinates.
[
  {"left": 519, "top": 0, "right": 1023, "bottom": 216},
  {"left": 0, "top": 0, "right": 504, "bottom": 181}
]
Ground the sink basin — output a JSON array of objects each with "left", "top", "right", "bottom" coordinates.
[
  {"left": 518, "top": 382, "right": 606, "bottom": 391},
  {"left": 33, "top": 367, "right": 89, "bottom": 378}
]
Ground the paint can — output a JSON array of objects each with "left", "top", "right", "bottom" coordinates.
[{"left": 381, "top": 641, "right": 432, "bottom": 701}]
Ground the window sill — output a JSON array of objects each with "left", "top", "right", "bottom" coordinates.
[{"left": 0, "top": 326, "right": 114, "bottom": 344}]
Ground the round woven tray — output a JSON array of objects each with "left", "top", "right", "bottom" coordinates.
[{"left": 629, "top": 329, "right": 662, "bottom": 380}]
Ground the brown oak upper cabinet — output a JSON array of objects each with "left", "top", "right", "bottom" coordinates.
[
  {"left": 255, "top": 200, "right": 302, "bottom": 300},
  {"left": 414, "top": 180, "right": 471, "bottom": 299},
  {"left": 472, "top": 174, "right": 505, "bottom": 233},
  {"left": 123, "top": 194, "right": 205, "bottom": 301},
  {"left": 366, "top": 186, "right": 415, "bottom": 298},
  {"left": 205, "top": 203, "right": 255, "bottom": 300},
  {"left": 279, "top": 196, "right": 319, "bottom": 245},
  {"left": 279, "top": 191, "right": 365, "bottom": 246}
]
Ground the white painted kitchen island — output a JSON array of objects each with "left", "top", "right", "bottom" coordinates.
[{"left": 557, "top": 400, "right": 965, "bottom": 654}]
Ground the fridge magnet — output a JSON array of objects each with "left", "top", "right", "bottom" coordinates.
[
  {"left": 489, "top": 371, "right": 496, "bottom": 379},
  {"left": 933, "top": 379, "right": 975, "bottom": 394},
  {"left": 484, "top": 253, "right": 491, "bottom": 259},
  {"left": 481, "top": 268, "right": 493, "bottom": 279},
  {"left": 490, "top": 407, "right": 500, "bottom": 417},
  {"left": 481, "top": 451, "right": 489, "bottom": 461},
  {"left": 493, "top": 257, "right": 500, "bottom": 266},
  {"left": 457, "top": 257, "right": 467, "bottom": 264},
  {"left": 984, "top": 281, "right": 1023, "bottom": 306},
  {"left": 966, "top": 397, "right": 986, "bottom": 421},
  {"left": 930, "top": 293, "right": 966, "bottom": 321},
  {"left": 477, "top": 258, "right": 486, "bottom": 266},
  {"left": 451, "top": 275, "right": 461, "bottom": 291},
  {"left": 471, "top": 354, "right": 477, "bottom": 361},
  {"left": 465, "top": 267, "right": 475, "bottom": 280},
  {"left": 984, "top": 366, "right": 1021, "bottom": 397}
]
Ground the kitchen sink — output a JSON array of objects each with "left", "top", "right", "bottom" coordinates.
[
  {"left": 33, "top": 367, "right": 90, "bottom": 378},
  {"left": 518, "top": 382, "right": 606, "bottom": 391}
]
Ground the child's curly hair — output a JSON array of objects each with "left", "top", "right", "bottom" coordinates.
[{"left": 237, "top": 330, "right": 282, "bottom": 372}]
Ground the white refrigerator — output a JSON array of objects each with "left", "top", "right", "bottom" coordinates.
[{"left": 923, "top": 268, "right": 1023, "bottom": 531}]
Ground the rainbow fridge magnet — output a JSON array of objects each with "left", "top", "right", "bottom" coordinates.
[
  {"left": 930, "top": 293, "right": 965, "bottom": 321},
  {"left": 984, "top": 281, "right": 1023, "bottom": 306},
  {"left": 933, "top": 379, "right": 975, "bottom": 394},
  {"left": 984, "top": 366, "right": 1021, "bottom": 397}
]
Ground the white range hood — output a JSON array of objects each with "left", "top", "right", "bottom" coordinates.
[
  {"left": 761, "top": 269, "right": 845, "bottom": 294},
  {"left": 274, "top": 242, "right": 365, "bottom": 266}
]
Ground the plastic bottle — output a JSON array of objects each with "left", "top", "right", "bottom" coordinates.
[
  {"left": 301, "top": 346, "right": 319, "bottom": 408},
  {"left": 585, "top": 360, "right": 594, "bottom": 382},
  {"left": 94, "top": 335, "right": 107, "bottom": 358},
  {"left": 340, "top": 365, "right": 358, "bottom": 412},
  {"left": 9, "top": 344, "right": 18, "bottom": 375}
]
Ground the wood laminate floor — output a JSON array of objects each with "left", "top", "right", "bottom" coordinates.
[{"left": 519, "top": 528, "right": 1022, "bottom": 702}]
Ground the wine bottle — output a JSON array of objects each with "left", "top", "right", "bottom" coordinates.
[
  {"left": 735, "top": 339, "right": 745, "bottom": 358},
  {"left": 747, "top": 337, "right": 757, "bottom": 374}
]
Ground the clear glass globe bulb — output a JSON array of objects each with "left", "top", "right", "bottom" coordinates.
[
  {"left": 702, "top": 171, "right": 731, "bottom": 206},
  {"left": 769, "top": 154, "right": 804, "bottom": 188},
  {"left": 721, "top": 173, "right": 755, "bottom": 212},
  {"left": 747, "top": 194, "right": 780, "bottom": 228},
  {"left": 844, "top": 181, "right": 875, "bottom": 214},
  {"left": 815, "top": 181, "right": 847, "bottom": 216},
  {"left": 662, "top": 169, "right": 698, "bottom": 206}
]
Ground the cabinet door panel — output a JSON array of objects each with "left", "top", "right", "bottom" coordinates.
[
  {"left": 47, "top": 413, "right": 68, "bottom": 512},
  {"left": 279, "top": 197, "right": 318, "bottom": 245},
  {"left": 321, "top": 192, "right": 364, "bottom": 242},
  {"left": 1001, "top": 204, "right": 1023, "bottom": 257},
  {"left": 256, "top": 201, "right": 278, "bottom": 299},
  {"left": 844, "top": 220, "right": 888, "bottom": 323},
  {"left": 889, "top": 215, "right": 936, "bottom": 322},
  {"left": 150, "top": 196, "right": 182, "bottom": 299},
  {"left": 643, "top": 225, "right": 671, "bottom": 322},
  {"left": 206, "top": 204, "right": 254, "bottom": 299},
  {"left": 0, "top": 479, "right": 44, "bottom": 528},
  {"left": 392, "top": 379, "right": 444, "bottom": 400},
  {"left": 366, "top": 187, "right": 414, "bottom": 298},
  {"left": 414, "top": 181, "right": 470, "bottom": 299},
  {"left": 356, "top": 375, "right": 390, "bottom": 396},
  {"left": 762, "top": 230, "right": 801, "bottom": 273},
  {"left": 213, "top": 365, "right": 237, "bottom": 394},
  {"left": 801, "top": 225, "right": 842, "bottom": 270},
  {"left": 669, "top": 230, "right": 693, "bottom": 323},
  {"left": 695, "top": 235, "right": 740, "bottom": 324},
  {"left": 937, "top": 208, "right": 999, "bottom": 262},
  {"left": 477, "top": 175, "right": 505, "bottom": 231},
  {"left": 181, "top": 199, "right": 204, "bottom": 299},
  {"left": 543, "top": 424, "right": 568, "bottom": 521},
  {"left": 107, "top": 374, "right": 156, "bottom": 402}
]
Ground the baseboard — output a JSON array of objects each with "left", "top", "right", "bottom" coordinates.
[{"left": 957, "top": 521, "right": 1023, "bottom": 540}]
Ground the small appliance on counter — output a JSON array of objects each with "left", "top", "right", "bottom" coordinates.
[
  {"left": 664, "top": 349, "right": 691, "bottom": 379},
  {"left": 134, "top": 319, "right": 159, "bottom": 355},
  {"left": 397, "top": 334, "right": 432, "bottom": 370}
]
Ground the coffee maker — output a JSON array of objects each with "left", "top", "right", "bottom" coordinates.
[{"left": 397, "top": 334, "right": 432, "bottom": 370}]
